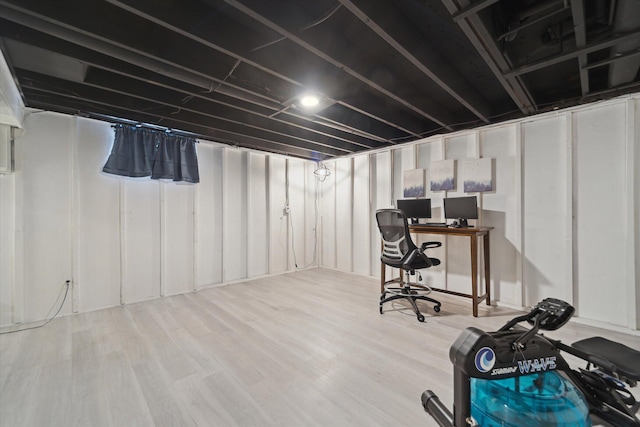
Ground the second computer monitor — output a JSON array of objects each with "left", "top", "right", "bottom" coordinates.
[
  {"left": 397, "top": 198, "right": 431, "bottom": 224},
  {"left": 444, "top": 196, "right": 478, "bottom": 227}
]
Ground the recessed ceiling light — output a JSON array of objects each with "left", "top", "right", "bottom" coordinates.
[
  {"left": 282, "top": 92, "right": 335, "bottom": 115},
  {"left": 299, "top": 94, "right": 320, "bottom": 108}
]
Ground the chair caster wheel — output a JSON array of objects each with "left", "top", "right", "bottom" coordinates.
[
  {"left": 434, "top": 305, "right": 441, "bottom": 313},
  {"left": 417, "top": 314, "right": 425, "bottom": 322}
]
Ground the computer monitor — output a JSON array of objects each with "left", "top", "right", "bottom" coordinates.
[
  {"left": 396, "top": 198, "right": 431, "bottom": 224},
  {"left": 444, "top": 196, "right": 478, "bottom": 227}
]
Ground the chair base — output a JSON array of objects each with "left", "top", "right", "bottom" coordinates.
[{"left": 380, "top": 282, "right": 441, "bottom": 322}]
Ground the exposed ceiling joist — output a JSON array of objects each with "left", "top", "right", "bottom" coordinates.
[
  {"left": 570, "top": 0, "right": 590, "bottom": 95},
  {"left": 504, "top": 29, "right": 640, "bottom": 79},
  {"left": 337, "top": 0, "right": 492, "bottom": 124},
  {"left": 0, "top": 0, "right": 637, "bottom": 160},
  {"left": 103, "top": 0, "right": 415, "bottom": 141},
  {"left": 219, "top": 0, "right": 455, "bottom": 130},
  {"left": 452, "top": 0, "right": 500, "bottom": 22},
  {"left": 441, "top": 0, "right": 538, "bottom": 115}
]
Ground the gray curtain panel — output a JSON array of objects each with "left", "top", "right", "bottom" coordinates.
[{"left": 103, "top": 125, "right": 199, "bottom": 183}]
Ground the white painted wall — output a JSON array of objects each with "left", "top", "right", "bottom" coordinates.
[
  {"left": 0, "top": 168, "right": 15, "bottom": 325},
  {"left": 370, "top": 152, "right": 392, "bottom": 277},
  {"left": 416, "top": 139, "right": 446, "bottom": 288},
  {"left": 479, "top": 126, "right": 519, "bottom": 306},
  {"left": 162, "top": 183, "right": 194, "bottom": 296},
  {"left": 522, "top": 116, "right": 571, "bottom": 306},
  {"left": 223, "top": 150, "right": 247, "bottom": 282},
  {"left": 0, "top": 50, "right": 24, "bottom": 128},
  {"left": 122, "top": 179, "right": 162, "bottom": 303},
  {"left": 335, "top": 158, "right": 353, "bottom": 272},
  {"left": 75, "top": 118, "right": 121, "bottom": 311},
  {"left": 268, "top": 156, "right": 288, "bottom": 274},
  {"left": 352, "top": 154, "right": 371, "bottom": 277},
  {"left": 304, "top": 162, "right": 318, "bottom": 268},
  {"left": 320, "top": 160, "right": 336, "bottom": 269},
  {"left": 194, "top": 144, "right": 223, "bottom": 288},
  {"left": 287, "top": 158, "right": 306, "bottom": 270},
  {"left": 247, "top": 152, "right": 268, "bottom": 277},
  {"left": 443, "top": 133, "right": 479, "bottom": 295},
  {"left": 19, "top": 113, "right": 73, "bottom": 320},
  {"left": 417, "top": 137, "right": 444, "bottom": 220},
  {"left": 2, "top": 94, "right": 638, "bottom": 331},
  {"left": 573, "top": 104, "right": 628, "bottom": 325},
  {"left": 320, "top": 94, "right": 640, "bottom": 331},
  {"left": 393, "top": 146, "right": 414, "bottom": 201},
  {"left": 0, "top": 111, "right": 319, "bottom": 325}
]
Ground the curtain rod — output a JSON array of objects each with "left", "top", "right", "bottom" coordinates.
[{"left": 110, "top": 121, "right": 199, "bottom": 140}]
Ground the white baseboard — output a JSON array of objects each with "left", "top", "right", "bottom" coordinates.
[{"left": 569, "top": 316, "right": 640, "bottom": 337}]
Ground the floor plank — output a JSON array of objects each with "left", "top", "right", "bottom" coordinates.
[{"left": 1, "top": 268, "right": 639, "bottom": 426}]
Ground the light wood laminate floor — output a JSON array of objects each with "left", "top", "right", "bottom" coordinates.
[{"left": 1, "top": 268, "right": 639, "bottom": 426}]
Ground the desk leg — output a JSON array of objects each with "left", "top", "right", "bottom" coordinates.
[
  {"left": 484, "top": 234, "right": 491, "bottom": 306},
  {"left": 470, "top": 235, "right": 478, "bottom": 317}
]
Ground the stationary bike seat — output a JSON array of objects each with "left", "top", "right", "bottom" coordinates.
[{"left": 572, "top": 336, "right": 640, "bottom": 381}]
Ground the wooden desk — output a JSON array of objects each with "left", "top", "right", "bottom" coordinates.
[{"left": 380, "top": 225, "right": 493, "bottom": 317}]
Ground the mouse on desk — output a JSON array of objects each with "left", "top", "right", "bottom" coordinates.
[{"left": 450, "top": 220, "right": 461, "bottom": 228}]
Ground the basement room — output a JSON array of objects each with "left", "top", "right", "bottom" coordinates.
[{"left": 1, "top": 1, "right": 639, "bottom": 426}]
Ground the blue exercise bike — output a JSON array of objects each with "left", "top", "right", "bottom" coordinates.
[{"left": 422, "top": 298, "right": 640, "bottom": 426}]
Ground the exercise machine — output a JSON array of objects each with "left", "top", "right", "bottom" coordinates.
[{"left": 422, "top": 298, "right": 640, "bottom": 426}]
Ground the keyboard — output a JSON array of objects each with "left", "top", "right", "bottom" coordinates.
[{"left": 416, "top": 222, "right": 448, "bottom": 227}]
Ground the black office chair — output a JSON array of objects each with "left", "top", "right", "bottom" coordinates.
[{"left": 376, "top": 209, "right": 442, "bottom": 322}]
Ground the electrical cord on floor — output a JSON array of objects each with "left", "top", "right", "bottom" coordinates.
[{"left": 0, "top": 280, "right": 70, "bottom": 335}]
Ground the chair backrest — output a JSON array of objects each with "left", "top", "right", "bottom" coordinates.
[{"left": 375, "top": 209, "right": 417, "bottom": 267}]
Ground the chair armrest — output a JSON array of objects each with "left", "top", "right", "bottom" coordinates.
[{"left": 421, "top": 241, "right": 442, "bottom": 250}]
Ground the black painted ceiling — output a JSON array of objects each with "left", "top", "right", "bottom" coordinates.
[{"left": 1, "top": 0, "right": 639, "bottom": 160}]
